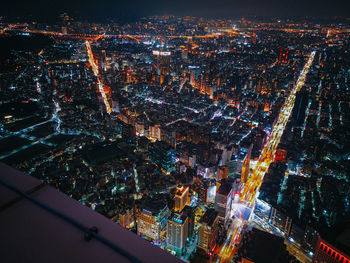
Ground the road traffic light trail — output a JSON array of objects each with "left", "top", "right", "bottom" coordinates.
[
  {"left": 85, "top": 40, "right": 112, "bottom": 114},
  {"left": 240, "top": 51, "right": 316, "bottom": 206}
]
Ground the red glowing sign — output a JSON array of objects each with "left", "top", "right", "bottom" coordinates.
[
  {"left": 319, "top": 242, "right": 350, "bottom": 263},
  {"left": 274, "top": 149, "right": 287, "bottom": 162}
]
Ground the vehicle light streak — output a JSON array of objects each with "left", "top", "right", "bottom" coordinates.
[
  {"left": 240, "top": 51, "right": 316, "bottom": 206},
  {"left": 85, "top": 41, "right": 112, "bottom": 114}
]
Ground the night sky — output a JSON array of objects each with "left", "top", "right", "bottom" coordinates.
[{"left": 2, "top": 0, "right": 350, "bottom": 22}]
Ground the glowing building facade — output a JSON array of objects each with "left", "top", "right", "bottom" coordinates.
[
  {"left": 197, "top": 208, "right": 220, "bottom": 254},
  {"left": 174, "top": 186, "right": 189, "bottom": 212},
  {"left": 137, "top": 200, "right": 170, "bottom": 244},
  {"left": 166, "top": 213, "right": 188, "bottom": 255}
]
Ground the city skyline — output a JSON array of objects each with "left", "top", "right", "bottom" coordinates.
[
  {"left": 0, "top": 7, "right": 349, "bottom": 263},
  {"left": 1, "top": 0, "right": 350, "bottom": 23}
]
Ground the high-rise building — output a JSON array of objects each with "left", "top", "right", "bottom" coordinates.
[
  {"left": 269, "top": 207, "right": 292, "bottom": 236},
  {"left": 152, "top": 49, "right": 171, "bottom": 84},
  {"left": 160, "top": 126, "right": 176, "bottom": 148},
  {"left": 159, "top": 53, "right": 171, "bottom": 77},
  {"left": 313, "top": 235, "right": 350, "bottom": 263},
  {"left": 101, "top": 50, "right": 107, "bottom": 71},
  {"left": 197, "top": 208, "right": 220, "bottom": 254},
  {"left": 241, "top": 143, "right": 253, "bottom": 184},
  {"left": 182, "top": 206, "right": 195, "bottom": 239},
  {"left": 137, "top": 199, "right": 170, "bottom": 244},
  {"left": 238, "top": 227, "right": 295, "bottom": 263},
  {"left": 174, "top": 186, "right": 189, "bottom": 212},
  {"left": 166, "top": 213, "right": 188, "bottom": 255},
  {"left": 206, "top": 181, "right": 217, "bottom": 203},
  {"left": 292, "top": 89, "right": 309, "bottom": 127},
  {"left": 149, "top": 141, "right": 175, "bottom": 174},
  {"left": 217, "top": 166, "right": 228, "bottom": 181},
  {"left": 303, "top": 225, "right": 319, "bottom": 253},
  {"left": 119, "top": 208, "right": 134, "bottom": 229},
  {"left": 215, "top": 183, "right": 233, "bottom": 223}
]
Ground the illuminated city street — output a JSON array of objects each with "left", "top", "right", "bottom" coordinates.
[
  {"left": 240, "top": 51, "right": 316, "bottom": 206},
  {"left": 85, "top": 41, "right": 112, "bottom": 114},
  {"left": 0, "top": 6, "right": 349, "bottom": 263},
  {"left": 217, "top": 217, "right": 244, "bottom": 262}
]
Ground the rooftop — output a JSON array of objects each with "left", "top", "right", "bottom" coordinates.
[
  {"left": 141, "top": 198, "right": 168, "bottom": 216},
  {"left": 217, "top": 182, "right": 232, "bottom": 196},
  {"left": 169, "top": 212, "right": 187, "bottom": 225},
  {"left": 240, "top": 228, "right": 291, "bottom": 263},
  {"left": 322, "top": 222, "right": 350, "bottom": 257},
  {"left": 174, "top": 185, "right": 189, "bottom": 197},
  {"left": 200, "top": 208, "right": 218, "bottom": 227}
]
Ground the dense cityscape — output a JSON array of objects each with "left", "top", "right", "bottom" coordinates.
[{"left": 0, "top": 10, "right": 349, "bottom": 263}]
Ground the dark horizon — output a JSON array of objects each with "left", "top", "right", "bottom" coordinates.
[{"left": 1, "top": 0, "right": 350, "bottom": 24}]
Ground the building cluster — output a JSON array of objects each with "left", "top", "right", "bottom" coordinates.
[{"left": 0, "top": 14, "right": 349, "bottom": 262}]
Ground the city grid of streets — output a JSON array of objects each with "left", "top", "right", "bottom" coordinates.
[{"left": 1, "top": 15, "right": 350, "bottom": 263}]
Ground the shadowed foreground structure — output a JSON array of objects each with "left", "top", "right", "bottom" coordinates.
[{"left": 0, "top": 162, "right": 181, "bottom": 263}]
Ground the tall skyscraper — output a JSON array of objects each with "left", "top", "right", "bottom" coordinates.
[
  {"left": 152, "top": 49, "right": 171, "bottom": 84},
  {"left": 174, "top": 186, "right": 189, "bottom": 212},
  {"left": 137, "top": 199, "right": 170, "bottom": 244},
  {"left": 241, "top": 143, "right": 253, "bottom": 185},
  {"left": 149, "top": 141, "right": 176, "bottom": 174},
  {"left": 197, "top": 208, "right": 220, "bottom": 254},
  {"left": 182, "top": 206, "right": 195, "bottom": 239},
  {"left": 119, "top": 208, "right": 134, "bottom": 229},
  {"left": 292, "top": 90, "right": 309, "bottom": 127},
  {"left": 166, "top": 213, "right": 188, "bottom": 255},
  {"left": 215, "top": 183, "right": 233, "bottom": 223}
]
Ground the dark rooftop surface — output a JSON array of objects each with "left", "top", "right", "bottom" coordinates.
[
  {"left": 323, "top": 222, "right": 350, "bottom": 257},
  {"left": 0, "top": 162, "right": 181, "bottom": 263},
  {"left": 336, "top": 229, "right": 350, "bottom": 254},
  {"left": 217, "top": 182, "right": 232, "bottom": 196},
  {"left": 200, "top": 208, "right": 218, "bottom": 227},
  {"left": 241, "top": 228, "right": 289, "bottom": 263},
  {"left": 141, "top": 198, "right": 167, "bottom": 215}
]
